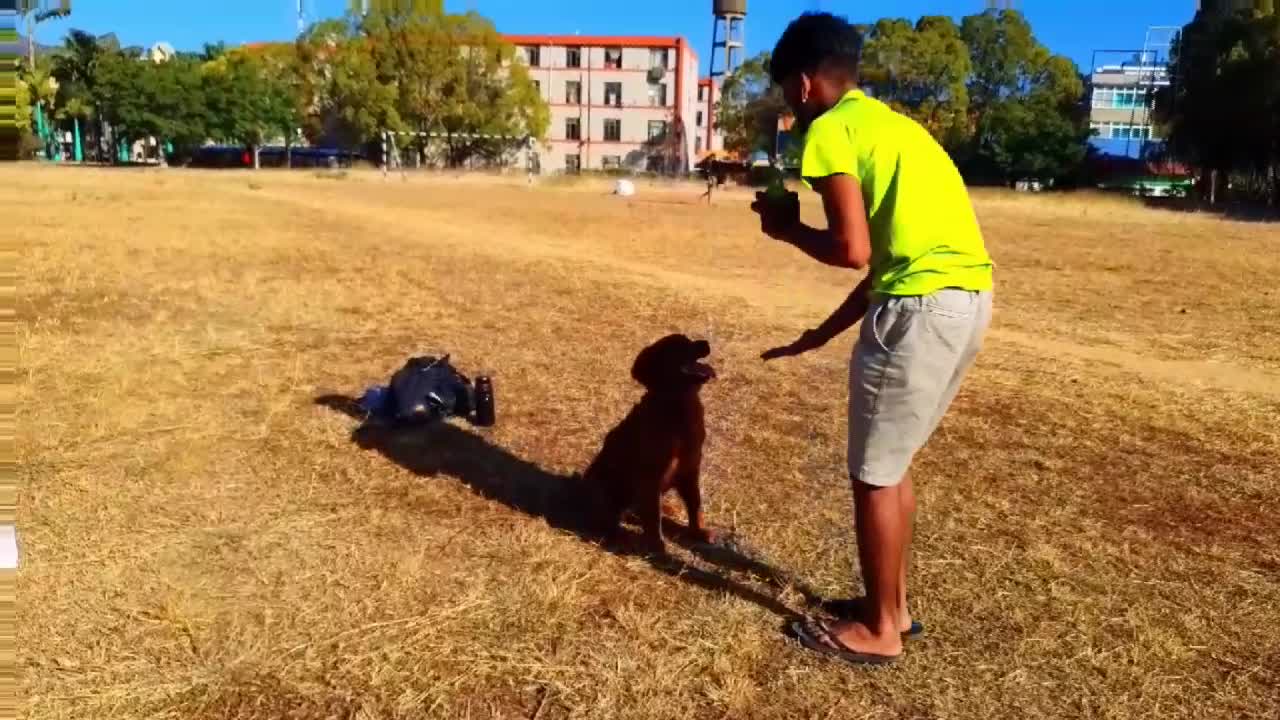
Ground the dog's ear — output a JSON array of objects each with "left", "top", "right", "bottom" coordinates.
[{"left": 631, "top": 345, "right": 662, "bottom": 389}]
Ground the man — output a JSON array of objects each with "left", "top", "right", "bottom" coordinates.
[{"left": 754, "top": 12, "right": 995, "bottom": 665}]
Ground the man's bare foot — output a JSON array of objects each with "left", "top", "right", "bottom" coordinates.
[
  {"left": 822, "top": 597, "right": 915, "bottom": 635},
  {"left": 825, "top": 618, "right": 903, "bottom": 658},
  {"left": 686, "top": 526, "right": 717, "bottom": 545}
]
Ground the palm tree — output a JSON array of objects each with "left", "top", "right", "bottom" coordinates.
[
  {"left": 50, "top": 30, "right": 114, "bottom": 161},
  {"left": 19, "top": 59, "right": 60, "bottom": 157}
]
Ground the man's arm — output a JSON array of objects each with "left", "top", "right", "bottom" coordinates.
[
  {"left": 761, "top": 272, "right": 874, "bottom": 360},
  {"left": 753, "top": 174, "right": 872, "bottom": 269},
  {"left": 811, "top": 271, "right": 874, "bottom": 343}
]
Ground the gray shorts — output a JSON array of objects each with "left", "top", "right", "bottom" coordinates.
[{"left": 848, "top": 289, "right": 993, "bottom": 487}]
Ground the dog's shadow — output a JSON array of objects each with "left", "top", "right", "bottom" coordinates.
[{"left": 315, "top": 394, "right": 824, "bottom": 621}]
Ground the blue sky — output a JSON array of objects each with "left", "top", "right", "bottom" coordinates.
[{"left": 29, "top": 0, "right": 1198, "bottom": 73}]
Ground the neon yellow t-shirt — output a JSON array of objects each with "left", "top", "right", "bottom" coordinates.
[{"left": 801, "top": 89, "right": 994, "bottom": 296}]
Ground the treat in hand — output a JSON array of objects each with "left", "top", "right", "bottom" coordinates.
[{"left": 764, "top": 167, "right": 790, "bottom": 201}]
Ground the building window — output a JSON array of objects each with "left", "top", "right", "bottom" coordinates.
[
  {"left": 565, "top": 80, "right": 582, "bottom": 105},
  {"left": 650, "top": 48, "right": 668, "bottom": 69},
  {"left": 532, "top": 79, "right": 541, "bottom": 95},
  {"left": 604, "top": 82, "right": 623, "bottom": 107},
  {"left": 565, "top": 154, "right": 581, "bottom": 173},
  {"left": 1091, "top": 121, "right": 1159, "bottom": 141},
  {"left": 695, "top": 136, "right": 703, "bottom": 153},
  {"left": 647, "top": 120, "right": 668, "bottom": 141},
  {"left": 566, "top": 46, "right": 582, "bottom": 68},
  {"left": 524, "top": 46, "right": 540, "bottom": 67},
  {"left": 698, "top": 85, "right": 706, "bottom": 102},
  {"left": 602, "top": 155, "right": 622, "bottom": 170},
  {"left": 604, "top": 118, "right": 622, "bottom": 142},
  {"left": 648, "top": 83, "right": 668, "bottom": 107},
  {"left": 696, "top": 110, "right": 704, "bottom": 127},
  {"left": 604, "top": 47, "right": 622, "bottom": 69},
  {"left": 565, "top": 117, "right": 581, "bottom": 141},
  {"left": 1093, "top": 86, "right": 1152, "bottom": 109}
]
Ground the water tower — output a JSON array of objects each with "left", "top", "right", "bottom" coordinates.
[{"left": 709, "top": 0, "right": 746, "bottom": 83}]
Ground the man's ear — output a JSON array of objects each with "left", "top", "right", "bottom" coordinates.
[{"left": 799, "top": 71, "right": 813, "bottom": 106}]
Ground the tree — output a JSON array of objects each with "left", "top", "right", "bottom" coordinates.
[
  {"left": 360, "top": 6, "right": 547, "bottom": 167},
  {"left": 295, "top": 18, "right": 402, "bottom": 153},
  {"left": 861, "top": 16, "right": 971, "bottom": 148},
  {"left": 1156, "top": 5, "right": 1280, "bottom": 204},
  {"left": 16, "top": 57, "right": 58, "bottom": 132},
  {"left": 716, "top": 52, "right": 787, "bottom": 159},
  {"left": 50, "top": 29, "right": 118, "bottom": 161},
  {"left": 203, "top": 54, "right": 299, "bottom": 168},
  {"left": 959, "top": 10, "right": 1089, "bottom": 184},
  {"left": 95, "top": 51, "right": 209, "bottom": 164},
  {"left": 430, "top": 14, "right": 548, "bottom": 166}
]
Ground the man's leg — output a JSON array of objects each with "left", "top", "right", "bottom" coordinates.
[
  {"left": 825, "top": 479, "right": 905, "bottom": 656},
  {"left": 828, "top": 471, "right": 915, "bottom": 633},
  {"left": 897, "top": 471, "right": 916, "bottom": 629}
]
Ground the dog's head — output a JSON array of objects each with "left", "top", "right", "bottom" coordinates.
[{"left": 630, "top": 334, "right": 716, "bottom": 391}]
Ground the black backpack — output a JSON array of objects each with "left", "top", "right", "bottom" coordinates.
[{"left": 387, "top": 355, "right": 475, "bottom": 424}]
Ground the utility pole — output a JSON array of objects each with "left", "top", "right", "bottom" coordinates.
[{"left": 21, "top": 1, "right": 73, "bottom": 68}]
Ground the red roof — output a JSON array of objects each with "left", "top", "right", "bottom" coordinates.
[{"left": 503, "top": 34, "right": 685, "bottom": 49}]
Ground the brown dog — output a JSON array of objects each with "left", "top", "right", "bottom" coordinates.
[{"left": 582, "top": 334, "right": 716, "bottom": 554}]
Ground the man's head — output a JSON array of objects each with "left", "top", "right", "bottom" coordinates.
[{"left": 769, "top": 12, "right": 862, "bottom": 132}]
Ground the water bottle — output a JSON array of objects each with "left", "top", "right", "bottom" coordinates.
[{"left": 473, "top": 376, "right": 496, "bottom": 427}]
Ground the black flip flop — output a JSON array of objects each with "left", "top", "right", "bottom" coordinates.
[
  {"left": 790, "top": 617, "right": 900, "bottom": 667},
  {"left": 821, "top": 598, "right": 925, "bottom": 639}
]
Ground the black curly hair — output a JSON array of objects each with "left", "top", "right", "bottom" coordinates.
[{"left": 768, "top": 12, "right": 862, "bottom": 86}]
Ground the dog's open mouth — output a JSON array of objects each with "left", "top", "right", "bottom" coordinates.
[{"left": 682, "top": 361, "right": 717, "bottom": 381}]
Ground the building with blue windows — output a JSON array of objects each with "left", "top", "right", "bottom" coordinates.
[{"left": 1088, "top": 60, "right": 1169, "bottom": 159}]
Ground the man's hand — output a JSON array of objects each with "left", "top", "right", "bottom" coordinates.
[
  {"left": 761, "top": 329, "right": 827, "bottom": 361},
  {"left": 750, "top": 190, "right": 801, "bottom": 240}
]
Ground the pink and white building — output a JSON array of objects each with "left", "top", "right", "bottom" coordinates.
[{"left": 507, "top": 34, "right": 712, "bottom": 173}]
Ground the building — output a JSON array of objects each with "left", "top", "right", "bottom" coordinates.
[
  {"left": 694, "top": 77, "right": 726, "bottom": 158},
  {"left": 1088, "top": 61, "right": 1169, "bottom": 158},
  {"left": 506, "top": 34, "right": 700, "bottom": 173}
]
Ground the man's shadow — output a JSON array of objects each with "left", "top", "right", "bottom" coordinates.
[{"left": 315, "top": 394, "right": 827, "bottom": 621}]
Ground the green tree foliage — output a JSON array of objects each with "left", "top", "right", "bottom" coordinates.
[
  {"left": 14, "top": 85, "right": 31, "bottom": 136},
  {"left": 16, "top": 58, "right": 58, "bottom": 134},
  {"left": 861, "top": 16, "right": 971, "bottom": 147},
  {"left": 1156, "top": 4, "right": 1280, "bottom": 204},
  {"left": 717, "top": 10, "right": 1086, "bottom": 184},
  {"left": 15, "top": 3, "right": 544, "bottom": 168},
  {"left": 295, "top": 19, "right": 402, "bottom": 150},
  {"left": 95, "top": 51, "right": 210, "bottom": 163},
  {"left": 361, "top": 6, "right": 547, "bottom": 165},
  {"left": 715, "top": 52, "right": 787, "bottom": 159},
  {"left": 203, "top": 54, "right": 299, "bottom": 167},
  {"left": 349, "top": 0, "right": 443, "bottom": 20},
  {"left": 293, "top": 5, "right": 545, "bottom": 164},
  {"left": 50, "top": 30, "right": 115, "bottom": 159},
  {"left": 959, "top": 10, "right": 1089, "bottom": 184}
]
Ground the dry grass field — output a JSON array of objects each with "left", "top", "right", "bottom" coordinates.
[{"left": 9, "top": 165, "right": 1280, "bottom": 719}]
